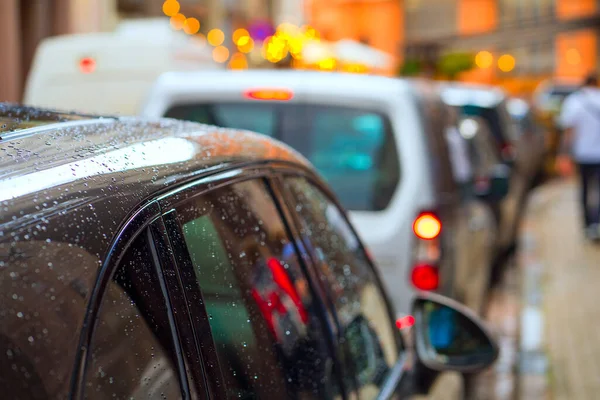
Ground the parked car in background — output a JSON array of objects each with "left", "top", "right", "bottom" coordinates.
[
  {"left": 141, "top": 71, "right": 500, "bottom": 315},
  {"left": 0, "top": 104, "right": 499, "bottom": 399},
  {"left": 23, "top": 18, "right": 222, "bottom": 116},
  {"left": 440, "top": 83, "right": 533, "bottom": 267},
  {"left": 506, "top": 97, "right": 546, "bottom": 187}
]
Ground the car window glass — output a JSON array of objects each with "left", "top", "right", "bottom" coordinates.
[
  {"left": 469, "top": 123, "right": 502, "bottom": 176},
  {"left": 84, "top": 233, "right": 183, "bottom": 399},
  {"left": 176, "top": 179, "right": 339, "bottom": 400},
  {"left": 164, "top": 103, "right": 400, "bottom": 212},
  {"left": 284, "top": 177, "right": 401, "bottom": 399}
]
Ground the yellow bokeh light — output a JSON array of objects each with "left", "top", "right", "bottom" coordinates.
[
  {"left": 229, "top": 52, "right": 248, "bottom": 70},
  {"left": 475, "top": 51, "right": 493, "bottom": 69},
  {"left": 207, "top": 29, "right": 225, "bottom": 46},
  {"left": 162, "top": 0, "right": 180, "bottom": 17},
  {"left": 318, "top": 58, "right": 336, "bottom": 71},
  {"left": 498, "top": 54, "right": 516, "bottom": 72},
  {"left": 212, "top": 46, "right": 230, "bottom": 63},
  {"left": 343, "top": 63, "right": 368, "bottom": 74},
  {"left": 238, "top": 37, "right": 255, "bottom": 54},
  {"left": 233, "top": 29, "right": 250, "bottom": 44},
  {"left": 566, "top": 48, "right": 581, "bottom": 65},
  {"left": 183, "top": 18, "right": 200, "bottom": 35},
  {"left": 303, "top": 25, "right": 320, "bottom": 41},
  {"left": 262, "top": 36, "right": 288, "bottom": 63}
]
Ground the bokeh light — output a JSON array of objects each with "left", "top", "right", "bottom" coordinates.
[
  {"left": 303, "top": 25, "right": 320, "bottom": 41},
  {"left": 318, "top": 58, "right": 336, "bottom": 71},
  {"left": 566, "top": 48, "right": 581, "bottom": 65},
  {"left": 229, "top": 52, "right": 248, "bottom": 70},
  {"left": 212, "top": 46, "right": 230, "bottom": 63},
  {"left": 208, "top": 29, "right": 225, "bottom": 46},
  {"left": 233, "top": 29, "right": 250, "bottom": 45},
  {"left": 162, "top": 0, "right": 180, "bottom": 17},
  {"left": 498, "top": 54, "right": 516, "bottom": 72},
  {"left": 262, "top": 35, "right": 288, "bottom": 63},
  {"left": 475, "top": 51, "right": 493, "bottom": 69},
  {"left": 183, "top": 18, "right": 200, "bottom": 35},
  {"left": 238, "top": 37, "right": 255, "bottom": 54},
  {"left": 170, "top": 13, "right": 186, "bottom": 30}
]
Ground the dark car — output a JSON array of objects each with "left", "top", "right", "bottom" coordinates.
[{"left": 0, "top": 104, "right": 498, "bottom": 400}]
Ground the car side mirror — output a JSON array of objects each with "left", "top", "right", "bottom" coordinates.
[
  {"left": 411, "top": 292, "right": 499, "bottom": 373},
  {"left": 474, "top": 163, "right": 511, "bottom": 201}
]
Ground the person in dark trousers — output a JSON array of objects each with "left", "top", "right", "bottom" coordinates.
[{"left": 559, "top": 73, "right": 600, "bottom": 240}]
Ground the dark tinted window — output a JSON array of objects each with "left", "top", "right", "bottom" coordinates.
[
  {"left": 284, "top": 177, "right": 401, "bottom": 398},
  {"left": 176, "top": 179, "right": 338, "bottom": 399},
  {"left": 84, "top": 233, "right": 183, "bottom": 399},
  {"left": 165, "top": 103, "right": 400, "bottom": 211}
]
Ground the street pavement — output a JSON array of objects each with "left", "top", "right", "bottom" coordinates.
[{"left": 518, "top": 178, "right": 600, "bottom": 400}]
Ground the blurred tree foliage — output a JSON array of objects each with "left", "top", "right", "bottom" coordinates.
[
  {"left": 436, "top": 52, "right": 475, "bottom": 79},
  {"left": 398, "top": 52, "right": 475, "bottom": 79}
]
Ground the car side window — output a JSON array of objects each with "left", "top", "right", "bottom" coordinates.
[
  {"left": 283, "top": 177, "right": 401, "bottom": 399},
  {"left": 83, "top": 232, "right": 183, "bottom": 399},
  {"left": 174, "top": 179, "right": 339, "bottom": 400}
]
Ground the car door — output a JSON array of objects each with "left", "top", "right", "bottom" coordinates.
[
  {"left": 276, "top": 175, "right": 409, "bottom": 399},
  {"left": 159, "top": 172, "right": 345, "bottom": 400}
]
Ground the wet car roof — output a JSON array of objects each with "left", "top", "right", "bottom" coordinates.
[{"left": 0, "top": 104, "right": 310, "bottom": 237}]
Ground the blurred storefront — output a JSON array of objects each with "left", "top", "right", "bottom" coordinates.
[
  {"left": 306, "top": 0, "right": 403, "bottom": 75},
  {"left": 403, "top": 0, "right": 600, "bottom": 96}
]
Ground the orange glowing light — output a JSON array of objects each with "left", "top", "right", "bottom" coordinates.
[
  {"left": 183, "top": 17, "right": 200, "bottom": 35},
  {"left": 318, "top": 57, "right": 336, "bottom": 71},
  {"left": 238, "top": 37, "right": 255, "bottom": 54},
  {"left": 207, "top": 29, "right": 225, "bottom": 46},
  {"left": 229, "top": 52, "right": 248, "bottom": 70},
  {"left": 170, "top": 13, "right": 186, "bottom": 30},
  {"left": 413, "top": 213, "right": 442, "bottom": 240},
  {"left": 475, "top": 51, "right": 493, "bottom": 69},
  {"left": 566, "top": 48, "right": 581, "bottom": 65},
  {"left": 162, "top": 0, "right": 180, "bottom": 17},
  {"left": 244, "top": 89, "right": 294, "bottom": 101},
  {"left": 212, "top": 46, "right": 230, "bottom": 63},
  {"left": 498, "top": 54, "right": 516, "bottom": 72},
  {"left": 233, "top": 28, "right": 250, "bottom": 45}
]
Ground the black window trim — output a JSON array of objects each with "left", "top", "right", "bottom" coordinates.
[
  {"left": 71, "top": 200, "right": 193, "bottom": 399},
  {"left": 157, "top": 162, "right": 349, "bottom": 399}
]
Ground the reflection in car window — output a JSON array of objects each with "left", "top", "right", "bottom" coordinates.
[
  {"left": 84, "top": 233, "right": 182, "bottom": 399},
  {"left": 165, "top": 103, "right": 400, "bottom": 212},
  {"left": 284, "top": 177, "right": 401, "bottom": 399},
  {"left": 177, "top": 179, "right": 338, "bottom": 400}
]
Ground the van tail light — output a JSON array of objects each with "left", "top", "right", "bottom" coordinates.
[
  {"left": 413, "top": 212, "right": 442, "bottom": 240},
  {"left": 244, "top": 89, "right": 293, "bottom": 101},
  {"left": 411, "top": 264, "right": 439, "bottom": 291},
  {"left": 411, "top": 210, "right": 442, "bottom": 291}
]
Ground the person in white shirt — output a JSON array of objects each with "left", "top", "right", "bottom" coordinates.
[{"left": 559, "top": 73, "right": 600, "bottom": 240}]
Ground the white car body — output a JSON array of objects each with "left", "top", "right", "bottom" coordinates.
[
  {"left": 23, "top": 19, "right": 223, "bottom": 116},
  {"left": 141, "top": 71, "right": 496, "bottom": 315}
]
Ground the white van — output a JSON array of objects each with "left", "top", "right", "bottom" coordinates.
[
  {"left": 141, "top": 70, "right": 499, "bottom": 316},
  {"left": 23, "top": 19, "right": 222, "bottom": 116}
]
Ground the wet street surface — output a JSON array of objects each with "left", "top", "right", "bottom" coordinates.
[{"left": 475, "top": 177, "right": 600, "bottom": 400}]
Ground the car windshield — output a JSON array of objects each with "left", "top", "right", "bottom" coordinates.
[{"left": 165, "top": 103, "right": 401, "bottom": 212}]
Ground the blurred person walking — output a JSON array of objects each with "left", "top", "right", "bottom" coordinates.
[{"left": 559, "top": 73, "right": 600, "bottom": 240}]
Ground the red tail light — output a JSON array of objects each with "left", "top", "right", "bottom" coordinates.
[
  {"left": 411, "top": 264, "right": 439, "bottom": 291},
  {"left": 413, "top": 212, "right": 442, "bottom": 240},
  {"left": 396, "top": 315, "right": 415, "bottom": 330},
  {"left": 244, "top": 89, "right": 293, "bottom": 101}
]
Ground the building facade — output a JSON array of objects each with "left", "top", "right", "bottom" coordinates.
[{"left": 404, "top": 0, "right": 600, "bottom": 93}]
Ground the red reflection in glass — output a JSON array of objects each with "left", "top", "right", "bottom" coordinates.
[
  {"left": 395, "top": 315, "right": 415, "bottom": 330},
  {"left": 79, "top": 57, "right": 96, "bottom": 74}
]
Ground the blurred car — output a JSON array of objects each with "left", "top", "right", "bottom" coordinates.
[
  {"left": 141, "top": 71, "right": 500, "bottom": 315},
  {"left": 440, "top": 83, "right": 533, "bottom": 265},
  {"left": 0, "top": 104, "right": 499, "bottom": 399},
  {"left": 22, "top": 18, "right": 223, "bottom": 116}
]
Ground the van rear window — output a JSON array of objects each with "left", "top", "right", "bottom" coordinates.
[{"left": 165, "top": 103, "right": 400, "bottom": 211}]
